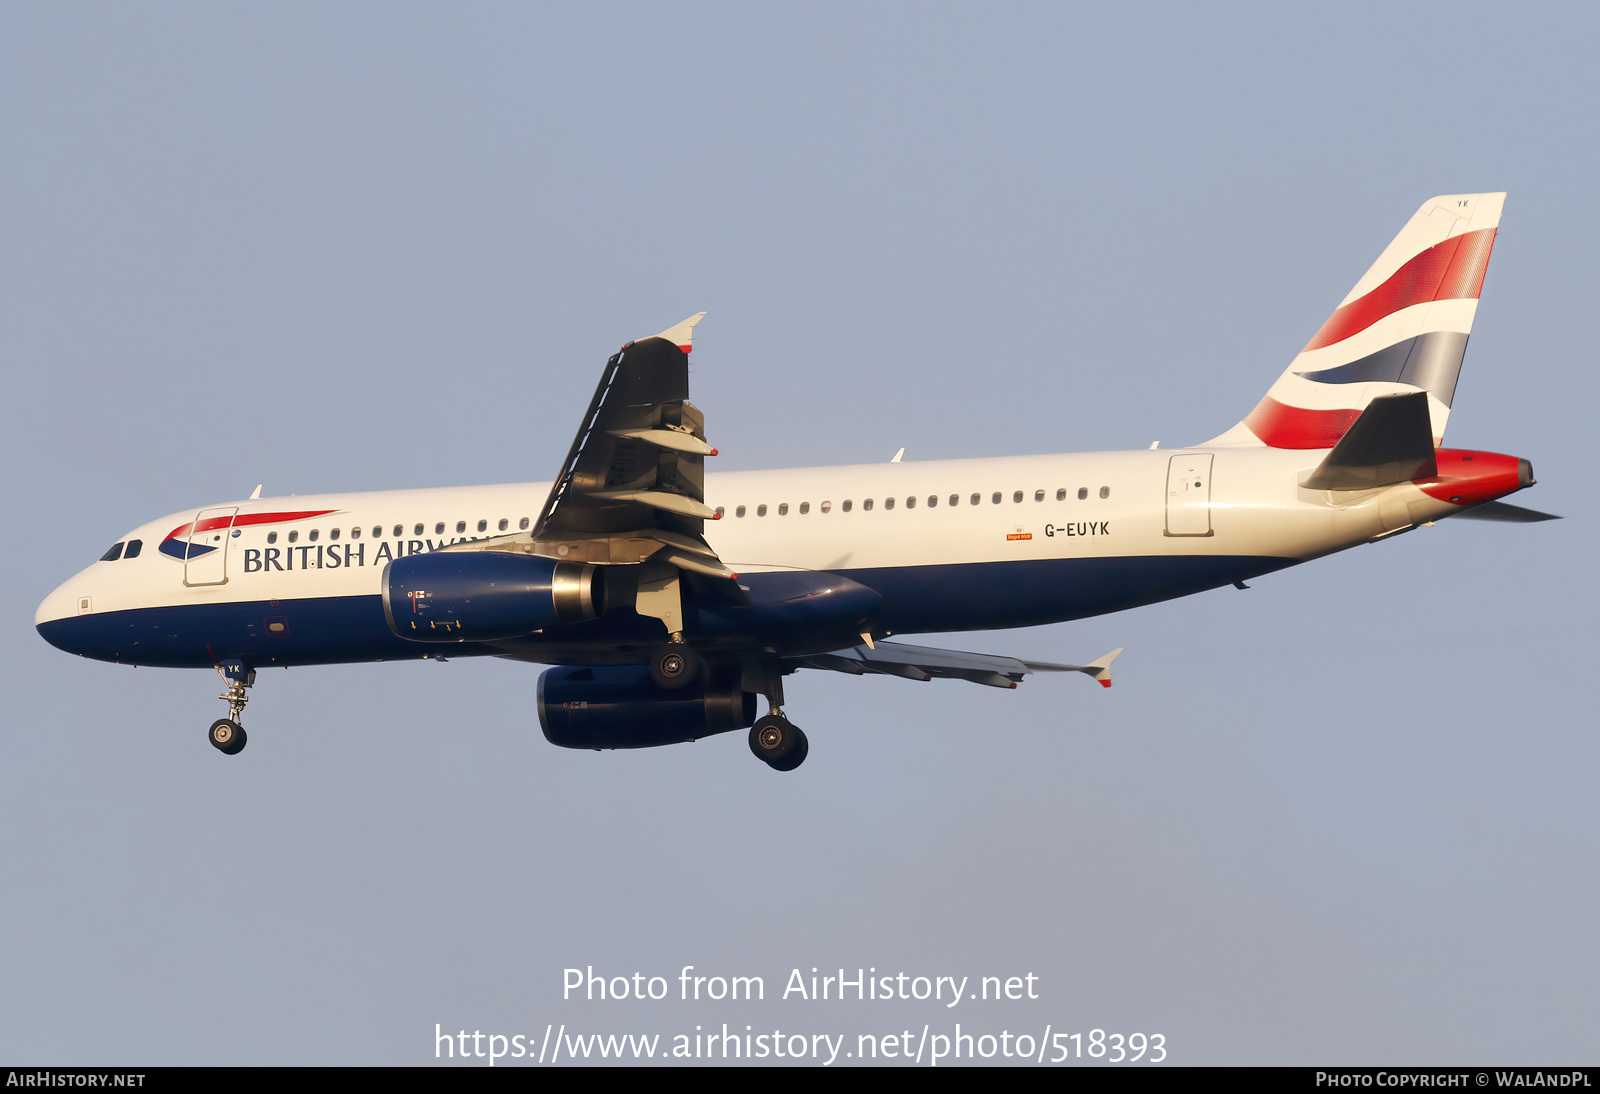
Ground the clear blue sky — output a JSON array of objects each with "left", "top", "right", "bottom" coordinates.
[{"left": 3, "top": 3, "right": 1596, "bottom": 1064}]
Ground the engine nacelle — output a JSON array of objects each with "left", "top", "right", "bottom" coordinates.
[
  {"left": 538, "top": 665, "right": 757, "bottom": 749},
  {"left": 382, "top": 551, "right": 599, "bottom": 642}
]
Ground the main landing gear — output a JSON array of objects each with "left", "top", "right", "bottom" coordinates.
[
  {"left": 746, "top": 664, "right": 808, "bottom": 772},
  {"left": 748, "top": 713, "right": 808, "bottom": 771},
  {"left": 209, "top": 660, "right": 254, "bottom": 756},
  {"left": 650, "top": 637, "right": 702, "bottom": 690}
]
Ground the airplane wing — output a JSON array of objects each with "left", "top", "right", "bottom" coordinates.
[
  {"left": 530, "top": 312, "right": 732, "bottom": 577},
  {"left": 792, "top": 641, "right": 1123, "bottom": 689},
  {"left": 444, "top": 313, "right": 734, "bottom": 581}
]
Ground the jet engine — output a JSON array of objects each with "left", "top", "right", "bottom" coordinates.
[
  {"left": 537, "top": 664, "right": 757, "bottom": 749},
  {"left": 382, "top": 552, "right": 600, "bottom": 642}
]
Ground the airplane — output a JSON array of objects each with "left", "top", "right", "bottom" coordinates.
[{"left": 35, "top": 192, "right": 1556, "bottom": 771}]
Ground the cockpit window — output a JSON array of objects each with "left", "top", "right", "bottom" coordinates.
[
  {"left": 100, "top": 542, "right": 124, "bottom": 562},
  {"left": 124, "top": 539, "right": 143, "bottom": 559}
]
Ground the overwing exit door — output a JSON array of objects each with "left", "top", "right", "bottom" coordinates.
[
  {"left": 184, "top": 507, "right": 238, "bottom": 586},
  {"left": 1164, "top": 454, "right": 1214, "bottom": 537}
]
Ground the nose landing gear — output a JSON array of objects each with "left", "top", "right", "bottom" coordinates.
[
  {"left": 209, "top": 718, "right": 247, "bottom": 755},
  {"left": 210, "top": 660, "right": 254, "bottom": 756}
]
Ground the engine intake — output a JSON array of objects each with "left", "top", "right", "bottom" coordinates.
[
  {"left": 538, "top": 665, "right": 757, "bottom": 749},
  {"left": 382, "top": 552, "right": 599, "bottom": 642}
]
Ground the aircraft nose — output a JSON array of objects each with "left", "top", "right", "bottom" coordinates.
[
  {"left": 36, "top": 579, "right": 81, "bottom": 628},
  {"left": 36, "top": 569, "right": 101, "bottom": 657}
]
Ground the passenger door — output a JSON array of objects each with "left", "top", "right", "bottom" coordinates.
[
  {"left": 184, "top": 507, "right": 238, "bottom": 586},
  {"left": 1164, "top": 455, "right": 1214, "bottom": 537}
]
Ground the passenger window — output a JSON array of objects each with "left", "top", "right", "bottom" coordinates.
[
  {"left": 757, "top": 504, "right": 768, "bottom": 517},
  {"left": 499, "top": 518, "right": 508, "bottom": 531},
  {"left": 350, "top": 527, "right": 360, "bottom": 539},
  {"left": 520, "top": 517, "right": 530, "bottom": 530},
  {"left": 1057, "top": 488, "right": 1067, "bottom": 501},
  {"left": 736, "top": 505, "right": 746, "bottom": 518},
  {"left": 905, "top": 496, "right": 916, "bottom": 509},
  {"left": 309, "top": 529, "right": 319, "bottom": 542},
  {"left": 1100, "top": 486, "right": 1110, "bottom": 499},
  {"left": 778, "top": 503, "right": 789, "bottom": 516},
  {"left": 821, "top": 501, "right": 833, "bottom": 513},
  {"left": 799, "top": 502, "right": 810, "bottom": 515},
  {"left": 330, "top": 528, "right": 340, "bottom": 540},
  {"left": 865, "top": 499, "right": 875, "bottom": 511},
  {"left": 714, "top": 506, "right": 725, "bottom": 518},
  {"left": 124, "top": 539, "right": 143, "bottom": 559},
  {"left": 1013, "top": 491, "right": 1023, "bottom": 503},
  {"left": 971, "top": 493, "right": 981, "bottom": 506},
  {"left": 1077, "top": 487, "right": 1088, "bottom": 500},
  {"left": 477, "top": 519, "right": 488, "bottom": 532},
  {"left": 456, "top": 521, "right": 467, "bottom": 533},
  {"left": 991, "top": 492, "right": 1001, "bottom": 504},
  {"left": 842, "top": 500, "right": 853, "bottom": 512},
  {"left": 949, "top": 495, "right": 959, "bottom": 507},
  {"left": 374, "top": 527, "right": 384, "bottom": 539},
  {"left": 928, "top": 495, "right": 938, "bottom": 508},
  {"left": 288, "top": 531, "right": 299, "bottom": 543},
  {"left": 267, "top": 532, "right": 277, "bottom": 544},
  {"left": 435, "top": 522, "right": 445, "bottom": 535},
  {"left": 413, "top": 524, "right": 423, "bottom": 536},
  {"left": 100, "top": 542, "right": 124, "bottom": 562}
]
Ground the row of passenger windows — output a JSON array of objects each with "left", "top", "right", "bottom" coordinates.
[
  {"left": 716, "top": 486, "right": 1111, "bottom": 518},
  {"left": 100, "top": 487, "right": 1110, "bottom": 559},
  {"left": 264, "top": 517, "right": 531, "bottom": 544}
]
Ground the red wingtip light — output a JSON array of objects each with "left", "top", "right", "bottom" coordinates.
[
  {"left": 709, "top": 448, "right": 719, "bottom": 456},
  {"left": 1099, "top": 679, "right": 1112, "bottom": 688}
]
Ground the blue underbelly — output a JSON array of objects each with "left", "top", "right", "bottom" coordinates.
[{"left": 37, "top": 554, "right": 1295, "bottom": 668}]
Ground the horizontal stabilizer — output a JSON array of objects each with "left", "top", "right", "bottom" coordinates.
[
  {"left": 1448, "top": 500, "right": 1562, "bottom": 523},
  {"left": 793, "top": 641, "right": 1123, "bottom": 690},
  {"left": 1302, "top": 391, "right": 1437, "bottom": 490}
]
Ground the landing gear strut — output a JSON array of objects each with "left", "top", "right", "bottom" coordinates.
[
  {"left": 746, "top": 662, "right": 808, "bottom": 771},
  {"left": 210, "top": 660, "right": 254, "bottom": 756}
]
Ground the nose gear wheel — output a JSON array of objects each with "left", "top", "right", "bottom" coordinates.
[{"left": 209, "top": 719, "right": 247, "bottom": 755}]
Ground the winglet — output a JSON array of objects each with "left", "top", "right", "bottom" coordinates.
[
  {"left": 1083, "top": 647, "right": 1123, "bottom": 688},
  {"left": 249, "top": 484, "right": 263, "bottom": 500},
  {"left": 654, "top": 312, "right": 707, "bottom": 354}
]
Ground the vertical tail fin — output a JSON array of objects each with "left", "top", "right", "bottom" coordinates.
[{"left": 1207, "top": 193, "right": 1505, "bottom": 449}]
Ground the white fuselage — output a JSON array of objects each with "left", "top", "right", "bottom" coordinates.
[{"left": 37, "top": 446, "right": 1455, "bottom": 671}]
